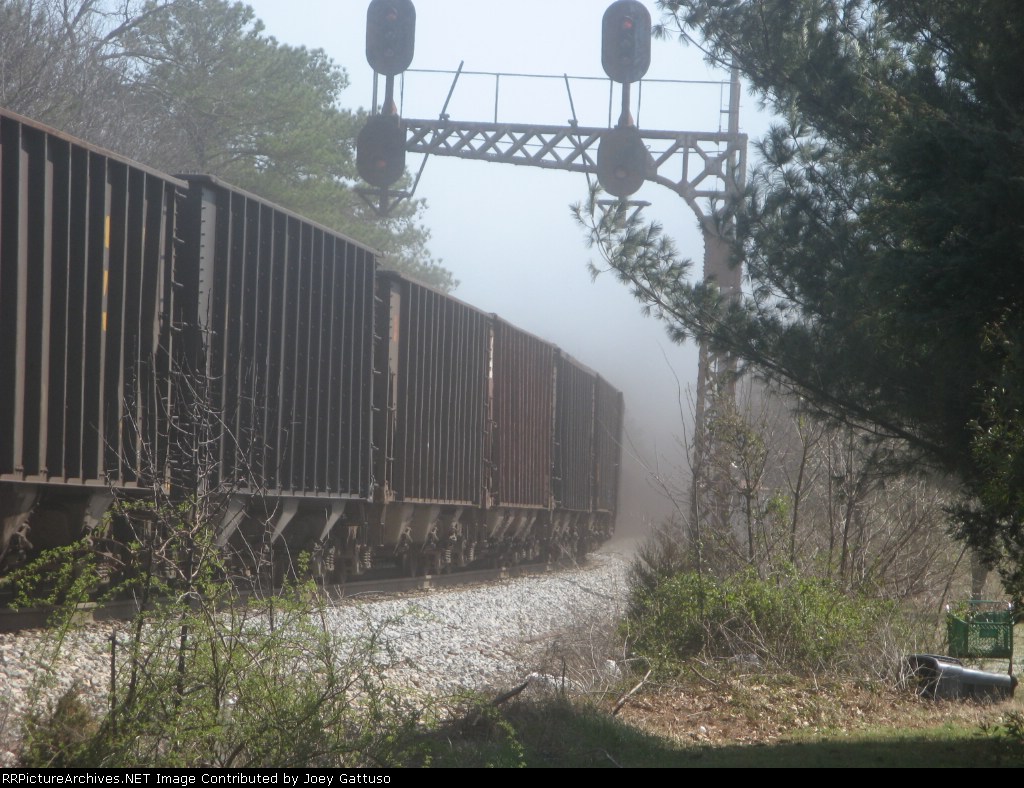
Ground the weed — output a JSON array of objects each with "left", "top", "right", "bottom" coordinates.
[
  {"left": 625, "top": 567, "right": 902, "bottom": 677},
  {"left": 18, "top": 684, "right": 101, "bottom": 767}
]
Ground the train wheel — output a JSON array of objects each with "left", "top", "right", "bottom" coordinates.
[{"left": 349, "top": 549, "right": 365, "bottom": 578}]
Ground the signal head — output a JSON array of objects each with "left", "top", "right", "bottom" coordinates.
[
  {"left": 366, "top": 0, "right": 416, "bottom": 76},
  {"left": 357, "top": 114, "right": 407, "bottom": 188},
  {"left": 601, "top": 0, "right": 652, "bottom": 84},
  {"left": 597, "top": 126, "right": 650, "bottom": 197}
]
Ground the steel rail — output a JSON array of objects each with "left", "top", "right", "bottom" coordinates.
[{"left": 0, "top": 559, "right": 590, "bottom": 633}]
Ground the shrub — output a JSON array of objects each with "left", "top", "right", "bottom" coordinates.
[
  {"left": 625, "top": 567, "right": 900, "bottom": 675},
  {"left": 18, "top": 685, "right": 101, "bottom": 767},
  {"left": 10, "top": 523, "right": 433, "bottom": 767},
  {"left": 14, "top": 583, "right": 433, "bottom": 768},
  {"left": 626, "top": 517, "right": 693, "bottom": 621}
]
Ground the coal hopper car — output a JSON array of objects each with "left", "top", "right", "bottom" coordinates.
[
  {"left": 172, "top": 174, "right": 379, "bottom": 583},
  {"left": 0, "top": 108, "right": 183, "bottom": 572},
  {"left": 0, "top": 106, "right": 624, "bottom": 585}
]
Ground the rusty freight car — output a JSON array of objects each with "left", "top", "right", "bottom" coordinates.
[
  {"left": 0, "top": 109, "right": 183, "bottom": 572},
  {"left": 174, "top": 174, "right": 379, "bottom": 584},
  {"left": 0, "top": 107, "right": 624, "bottom": 587}
]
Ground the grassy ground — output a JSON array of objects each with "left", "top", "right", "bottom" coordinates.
[
  {"left": 426, "top": 678, "right": 1024, "bottom": 767},
  {"left": 611, "top": 676, "right": 1023, "bottom": 767},
  {"left": 420, "top": 649, "right": 1024, "bottom": 769},
  {"left": 472, "top": 541, "right": 1024, "bottom": 768}
]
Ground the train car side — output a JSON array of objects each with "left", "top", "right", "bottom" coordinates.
[
  {"left": 371, "top": 279, "right": 624, "bottom": 571},
  {"left": 372, "top": 271, "right": 490, "bottom": 575},
  {"left": 0, "top": 109, "right": 183, "bottom": 573},
  {"left": 0, "top": 108, "right": 624, "bottom": 586},
  {"left": 486, "top": 317, "right": 556, "bottom": 562},
  {"left": 177, "top": 175, "right": 379, "bottom": 583},
  {"left": 593, "top": 374, "right": 624, "bottom": 539}
]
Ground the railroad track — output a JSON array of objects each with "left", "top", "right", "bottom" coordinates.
[{"left": 0, "top": 560, "right": 585, "bottom": 633}]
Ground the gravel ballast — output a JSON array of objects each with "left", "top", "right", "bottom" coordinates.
[{"left": 0, "top": 548, "right": 630, "bottom": 765}]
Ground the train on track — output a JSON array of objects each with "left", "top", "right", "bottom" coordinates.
[{"left": 0, "top": 107, "right": 623, "bottom": 586}]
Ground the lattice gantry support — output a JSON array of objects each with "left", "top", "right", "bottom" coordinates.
[{"left": 402, "top": 120, "right": 746, "bottom": 223}]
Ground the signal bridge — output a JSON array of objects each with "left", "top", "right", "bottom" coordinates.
[
  {"left": 362, "top": 65, "right": 746, "bottom": 231},
  {"left": 382, "top": 79, "right": 746, "bottom": 538},
  {"left": 359, "top": 0, "right": 748, "bottom": 534},
  {"left": 401, "top": 114, "right": 745, "bottom": 223}
]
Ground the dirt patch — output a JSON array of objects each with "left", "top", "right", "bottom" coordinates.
[{"left": 613, "top": 673, "right": 1020, "bottom": 746}]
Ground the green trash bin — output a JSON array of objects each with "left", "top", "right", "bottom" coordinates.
[{"left": 946, "top": 601, "right": 1014, "bottom": 662}]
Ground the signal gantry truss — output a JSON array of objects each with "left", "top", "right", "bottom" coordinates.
[{"left": 402, "top": 118, "right": 747, "bottom": 224}]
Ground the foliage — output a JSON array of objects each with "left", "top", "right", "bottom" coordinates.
[
  {"left": 629, "top": 378, "right": 967, "bottom": 607},
  {"left": 12, "top": 525, "right": 432, "bottom": 768},
  {"left": 5, "top": 542, "right": 105, "bottom": 616},
  {"left": 957, "top": 321, "right": 1024, "bottom": 600},
  {"left": 0, "top": 0, "right": 145, "bottom": 141},
  {"left": 627, "top": 517, "right": 694, "bottom": 621},
  {"left": 0, "top": 0, "right": 453, "bottom": 290},
  {"left": 991, "top": 711, "right": 1024, "bottom": 745},
  {"left": 625, "top": 567, "right": 900, "bottom": 675},
  {"left": 422, "top": 694, "right": 696, "bottom": 769},
  {"left": 420, "top": 694, "right": 529, "bottom": 769},
  {"left": 579, "top": 0, "right": 1024, "bottom": 588},
  {"left": 18, "top": 685, "right": 101, "bottom": 769}
]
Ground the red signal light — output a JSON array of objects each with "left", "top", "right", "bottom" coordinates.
[
  {"left": 357, "top": 114, "right": 407, "bottom": 188},
  {"left": 366, "top": 0, "right": 416, "bottom": 76},
  {"left": 601, "top": 1, "right": 651, "bottom": 83}
]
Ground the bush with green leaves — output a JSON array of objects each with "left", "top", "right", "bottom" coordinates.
[
  {"left": 625, "top": 568, "right": 900, "bottom": 675},
  {"left": 8, "top": 503, "right": 436, "bottom": 768},
  {"left": 15, "top": 580, "right": 435, "bottom": 767}
]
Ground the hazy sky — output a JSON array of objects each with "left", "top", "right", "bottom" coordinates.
[{"left": 245, "top": 0, "right": 774, "bottom": 529}]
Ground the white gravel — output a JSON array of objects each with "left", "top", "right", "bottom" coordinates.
[
  {"left": 0, "top": 548, "right": 630, "bottom": 765},
  {"left": 335, "top": 551, "right": 630, "bottom": 695}
]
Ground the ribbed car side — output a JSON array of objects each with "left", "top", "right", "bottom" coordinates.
[
  {"left": 0, "top": 109, "right": 183, "bottom": 573},
  {"left": 0, "top": 108, "right": 623, "bottom": 586}
]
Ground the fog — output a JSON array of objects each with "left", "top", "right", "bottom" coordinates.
[{"left": 246, "top": 0, "right": 773, "bottom": 538}]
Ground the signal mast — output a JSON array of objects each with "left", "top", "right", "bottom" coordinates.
[{"left": 357, "top": 0, "right": 746, "bottom": 538}]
